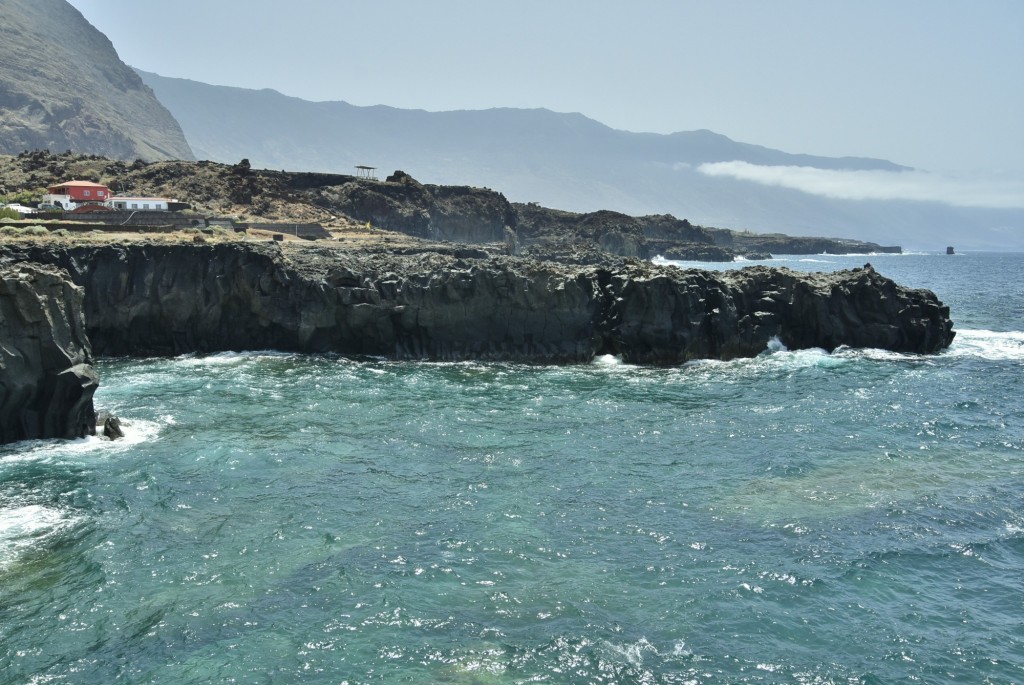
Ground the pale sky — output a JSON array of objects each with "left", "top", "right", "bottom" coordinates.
[{"left": 67, "top": 0, "right": 1024, "bottom": 181}]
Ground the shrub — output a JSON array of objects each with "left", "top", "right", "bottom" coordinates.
[
  {"left": 0, "top": 190, "right": 43, "bottom": 206},
  {"left": 0, "top": 207, "right": 22, "bottom": 220}
]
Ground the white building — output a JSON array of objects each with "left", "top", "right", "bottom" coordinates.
[{"left": 107, "top": 196, "right": 171, "bottom": 211}]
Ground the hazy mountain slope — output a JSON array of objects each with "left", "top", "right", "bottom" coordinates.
[
  {"left": 139, "top": 70, "right": 899, "bottom": 176},
  {"left": 139, "top": 70, "right": 1022, "bottom": 250},
  {"left": 0, "top": 0, "right": 193, "bottom": 162}
]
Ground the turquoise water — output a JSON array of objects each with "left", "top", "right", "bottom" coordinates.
[{"left": 2, "top": 252, "right": 1022, "bottom": 684}]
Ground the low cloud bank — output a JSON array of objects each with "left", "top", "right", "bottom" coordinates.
[{"left": 697, "top": 161, "right": 1024, "bottom": 209}]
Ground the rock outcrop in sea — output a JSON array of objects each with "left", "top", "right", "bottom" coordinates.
[
  {"left": 0, "top": 262, "right": 97, "bottom": 443},
  {"left": 2, "top": 242, "right": 955, "bottom": 364}
]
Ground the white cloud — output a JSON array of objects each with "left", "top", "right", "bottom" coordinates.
[{"left": 696, "top": 161, "right": 1024, "bottom": 209}]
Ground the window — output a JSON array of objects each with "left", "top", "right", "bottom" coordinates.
[
  {"left": 143, "top": 204, "right": 150, "bottom": 209},
  {"left": 83, "top": 190, "right": 91, "bottom": 197},
  {"left": 131, "top": 203, "right": 138, "bottom": 209}
]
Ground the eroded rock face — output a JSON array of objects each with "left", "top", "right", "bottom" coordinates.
[
  {"left": 603, "top": 263, "right": 954, "bottom": 363},
  {"left": 0, "top": 262, "right": 97, "bottom": 443},
  {"left": 1, "top": 243, "right": 954, "bottom": 364},
  {"left": 310, "top": 174, "right": 515, "bottom": 244}
]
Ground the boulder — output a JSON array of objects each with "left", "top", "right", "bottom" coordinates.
[{"left": 97, "top": 410, "right": 124, "bottom": 440}]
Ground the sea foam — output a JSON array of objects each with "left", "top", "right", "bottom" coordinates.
[
  {"left": 0, "top": 504, "right": 82, "bottom": 569},
  {"left": 945, "top": 329, "right": 1024, "bottom": 361},
  {"left": 0, "top": 418, "right": 164, "bottom": 466}
]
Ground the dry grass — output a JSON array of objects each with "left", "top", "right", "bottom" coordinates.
[{"left": 0, "top": 222, "right": 429, "bottom": 252}]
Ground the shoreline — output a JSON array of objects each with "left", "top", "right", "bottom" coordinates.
[{"left": 0, "top": 237, "right": 954, "bottom": 443}]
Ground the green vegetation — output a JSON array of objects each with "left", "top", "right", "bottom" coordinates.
[
  {"left": 0, "top": 207, "right": 22, "bottom": 220},
  {"left": 0, "top": 225, "right": 48, "bottom": 236},
  {"left": 0, "top": 189, "right": 43, "bottom": 205}
]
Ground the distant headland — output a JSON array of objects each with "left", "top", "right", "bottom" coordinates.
[{"left": 1, "top": 151, "right": 901, "bottom": 262}]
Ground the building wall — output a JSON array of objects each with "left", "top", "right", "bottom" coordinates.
[
  {"left": 42, "top": 193, "right": 73, "bottom": 208},
  {"left": 110, "top": 199, "right": 169, "bottom": 211},
  {"left": 44, "top": 185, "right": 110, "bottom": 207},
  {"left": 55, "top": 186, "right": 109, "bottom": 202}
]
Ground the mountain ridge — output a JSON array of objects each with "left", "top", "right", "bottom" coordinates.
[
  {"left": 0, "top": 0, "right": 193, "bottom": 162},
  {"left": 135, "top": 69, "right": 904, "bottom": 174},
  {"left": 136, "top": 69, "right": 1020, "bottom": 251}
]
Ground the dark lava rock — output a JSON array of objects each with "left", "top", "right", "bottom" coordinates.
[
  {"left": 97, "top": 410, "right": 124, "bottom": 440},
  {"left": 0, "top": 262, "right": 98, "bottom": 443},
  {"left": 709, "top": 230, "right": 901, "bottom": 255},
  {"left": 650, "top": 242, "right": 737, "bottom": 262},
  {"left": 0, "top": 242, "right": 955, "bottom": 365},
  {"left": 604, "top": 262, "right": 954, "bottom": 364},
  {"left": 311, "top": 174, "right": 515, "bottom": 244}
]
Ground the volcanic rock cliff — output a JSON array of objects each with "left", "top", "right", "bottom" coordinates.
[
  {"left": 0, "top": 261, "right": 97, "bottom": 443},
  {"left": 2, "top": 241, "right": 954, "bottom": 364}
]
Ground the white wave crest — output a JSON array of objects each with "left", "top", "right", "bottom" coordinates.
[
  {"left": 1, "top": 418, "right": 164, "bottom": 466},
  {"left": 105, "top": 418, "right": 164, "bottom": 448},
  {"left": 172, "top": 350, "right": 298, "bottom": 367},
  {"left": 602, "top": 636, "right": 660, "bottom": 668},
  {"left": 684, "top": 345, "right": 838, "bottom": 376},
  {"left": 833, "top": 346, "right": 921, "bottom": 363},
  {"left": 0, "top": 504, "right": 81, "bottom": 570},
  {"left": 945, "top": 329, "right": 1024, "bottom": 361}
]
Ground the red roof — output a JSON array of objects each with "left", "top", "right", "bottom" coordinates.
[{"left": 47, "top": 180, "right": 110, "bottom": 191}]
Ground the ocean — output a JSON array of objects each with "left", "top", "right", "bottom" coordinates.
[{"left": 2, "top": 251, "right": 1022, "bottom": 684}]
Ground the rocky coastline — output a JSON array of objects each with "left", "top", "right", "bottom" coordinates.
[
  {"left": 4, "top": 240, "right": 953, "bottom": 360},
  {"left": 0, "top": 238, "right": 956, "bottom": 443}
]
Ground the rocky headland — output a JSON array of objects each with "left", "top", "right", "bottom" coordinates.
[
  {"left": 0, "top": 154, "right": 951, "bottom": 445},
  {"left": 1, "top": 239, "right": 953, "bottom": 364}
]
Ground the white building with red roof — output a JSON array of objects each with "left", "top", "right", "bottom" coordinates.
[{"left": 43, "top": 180, "right": 110, "bottom": 209}]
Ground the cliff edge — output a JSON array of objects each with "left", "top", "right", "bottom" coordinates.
[
  {"left": 1, "top": 241, "right": 954, "bottom": 364},
  {"left": 0, "top": 261, "right": 97, "bottom": 443}
]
